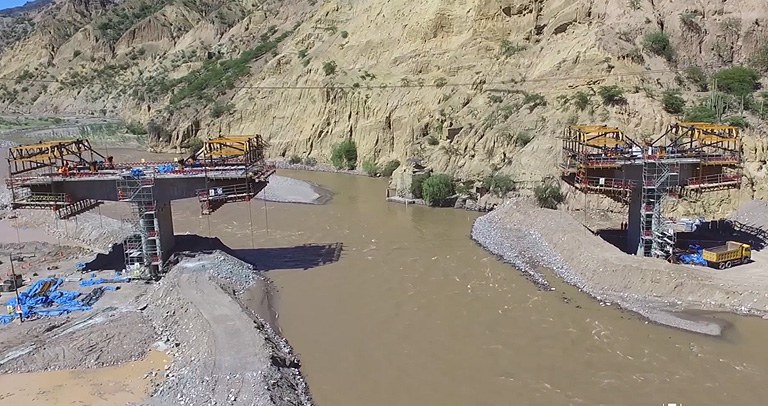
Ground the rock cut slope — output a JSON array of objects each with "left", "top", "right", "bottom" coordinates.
[{"left": 0, "top": 0, "right": 767, "bottom": 206}]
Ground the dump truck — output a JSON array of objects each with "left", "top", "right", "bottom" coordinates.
[{"left": 703, "top": 241, "right": 751, "bottom": 269}]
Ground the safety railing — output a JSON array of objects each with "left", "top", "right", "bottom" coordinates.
[
  {"left": 578, "top": 177, "right": 636, "bottom": 190},
  {"left": 686, "top": 173, "right": 741, "bottom": 186}
]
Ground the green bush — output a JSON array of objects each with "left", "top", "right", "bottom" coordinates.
[
  {"left": 288, "top": 155, "right": 302, "bottom": 164},
  {"left": 427, "top": 135, "right": 439, "bottom": 145},
  {"left": 573, "top": 91, "right": 591, "bottom": 111},
  {"left": 500, "top": 40, "right": 526, "bottom": 57},
  {"left": 684, "top": 66, "right": 709, "bottom": 91},
  {"left": 684, "top": 104, "right": 717, "bottom": 122},
  {"left": 598, "top": 85, "right": 627, "bottom": 105},
  {"left": 125, "top": 121, "right": 147, "bottom": 135},
  {"left": 515, "top": 131, "right": 533, "bottom": 147},
  {"left": 323, "top": 60, "right": 337, "bottom": 76},
  {"left": 422, "top": 174, "right": 455, "bottom": 206},
  {"left": 381, "top": 160, "right": 401, "bottom": 177},
  {"left": 534, "top": 180, "right": 565, "bottom": 209},
  {"left": 643, "top": 31, "right": 674, "bottom": 61},
  {"left": 210, "top": 102, "right": 233, "bottom": 118},
  {"left": 362, "top": 159, "right": 380, "bottom": 176},
  {"left": 298, "top": 48, "right": 308, "bottom": 59},
  {"left": 522, "top": 92, "right": 547, "bottom": 112},
  {"left": 340, "top": 30, "right": 349, "bottom": 39},
  {"left": 713, "top": 66, "right": 760, "bottom": 97},
  {"left": 303, "top": 157, "right": 317, "bottom": 166},
  {"left": 661, "top": 90, "right": 685, "bottom": 114},
  {"left": 411, "top": 173, "right": 430, "bottom": 199},
  {"left": 482, "top": 174, "right": 515, "bottom": 196},
  {"left": 330, "top": 139, "right": 357, "bottom": 169},
  {"left": 725, "top": 115, "right": 748, "bottom": 128}
]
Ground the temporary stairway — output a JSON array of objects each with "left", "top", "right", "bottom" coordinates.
[
  {"left": 638, "top": 160, "right": 679, "bottom": 258},
  {"left": 117, "top": 177, "right": 162, "bottom": 277}
]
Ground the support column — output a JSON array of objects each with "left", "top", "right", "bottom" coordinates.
[
  {"left": 628, "top": 186, "right": 642, "bottom": 255},
  {"left": 155, "top": 201, "right": 175, "bottom": 261}
]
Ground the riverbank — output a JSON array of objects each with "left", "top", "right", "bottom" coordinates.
[
  {"left": 0, "top": 139, "right": 318, "bottom": 405},
  {"left": 471, "top": 198, "right": 768, "bottom": 335}
]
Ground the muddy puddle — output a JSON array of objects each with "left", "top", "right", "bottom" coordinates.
[{"left": 0, "top": 350, "right": 169, "bottom": 405}]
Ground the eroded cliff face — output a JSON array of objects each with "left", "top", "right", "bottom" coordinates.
[{"left": 0, "top": 0, "right": 767, "bottom": 206}]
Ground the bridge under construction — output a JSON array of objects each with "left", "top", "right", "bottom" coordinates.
[
  {"left": 5, "top": 135, "right": 275, "bottom": 278},
  {"left": 560, "top": 122, "right": 742, "bottom": 259}
]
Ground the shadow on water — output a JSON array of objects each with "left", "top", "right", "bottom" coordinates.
[
  {"left": 84, "top": 235, "right": 343, "bottom": 272},
  {"left": 233, "top": 243, "right": 344, "bottom": 271}
]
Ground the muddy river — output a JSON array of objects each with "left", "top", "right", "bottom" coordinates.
[
  {"left": 2, "top": 141, "right": 768, "bottom": 405},
  {"left": 168, "top": 169, "right": 768, "bottom": 406}
]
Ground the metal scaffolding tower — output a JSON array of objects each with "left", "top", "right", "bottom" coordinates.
[
  {"left": 638, "top": 158, "right": 679, "bottom": 258},
  {"left": 117, "top": 177, "right": 162, "bottom": 278}
]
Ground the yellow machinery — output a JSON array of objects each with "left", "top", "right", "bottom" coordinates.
[{"left": 703, "top": 241, "right": 751, "bottom": 269}]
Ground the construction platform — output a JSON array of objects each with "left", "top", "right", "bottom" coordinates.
[
  {"left": 5, "top": 136, "right": 275, "bottom": 278},
  {"left": 561, "top": 122, "right": 743, "bottom": 259}
]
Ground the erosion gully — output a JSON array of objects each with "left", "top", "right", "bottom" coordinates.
[
  {"left": 170, "top": 169, "right": 768, "bottom": 406},
  {"left": 3, "top": 142, "right": 768, "bottom": 405}
]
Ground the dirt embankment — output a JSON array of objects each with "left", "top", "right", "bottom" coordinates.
[
  {"left": 144, "top": 252, "right": 312, "bottom": 406},
  {"left": 471, "top": 198, "right": 768, "bottom": 335}
]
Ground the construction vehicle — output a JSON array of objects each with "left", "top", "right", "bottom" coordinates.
[{"left": 702, "top": 241, "right": 751, "bottom": 269}]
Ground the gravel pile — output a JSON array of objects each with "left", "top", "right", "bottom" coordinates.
[
  {"left": 471, "top": 198, "right": 768, "bottom": 335},
  {"left": 145, "top": 252, "right": 313, "bottom": 406},
  {"left": 256, "top": 175, "right": 329, "bottom": 205}
]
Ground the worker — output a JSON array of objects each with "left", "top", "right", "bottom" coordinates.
[
  {"left": 106, "top": 156, "right": 115, "bottom": 169},
  {"left": 58, "top": 163, "right": 70, "bottom": 177}
]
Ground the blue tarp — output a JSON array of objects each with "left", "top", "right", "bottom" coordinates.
[
  {"left": 130, "top": 168, "right": 145, "bottom": 178},
  {"left": 679, "top": 244, "right": 708, "bottom": 266},
  {"left": 0, "top": 278, "right": 93, "bottom": 325},
  {"left": 79, "top": 276, "right": 131, "bottom": 287},
  {"left": 156, "top": 164, "right": 177, "bottom": 174}
]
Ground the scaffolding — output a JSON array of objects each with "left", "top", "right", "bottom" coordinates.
[
  {"left": 117, "top": 177, "right": 162, "bottom": 278},
  {"left": 561, "top": 125, "right": 639, "bottom": 203},
  {"left": 561, "top": 122, "right": 743, "bottom": 259},
  {"left": 638, "top": 158, "right": 679, "bottom": 258}
]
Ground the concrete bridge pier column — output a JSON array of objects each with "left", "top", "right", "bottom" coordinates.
[{"left": 155, "top": 201, "right": 175, "bottom": 262}]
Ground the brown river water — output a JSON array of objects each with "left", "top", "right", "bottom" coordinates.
[
  {"left": 171, "top": 169, "right": 768, "bottom": 406},
  {"left": 3, "top": 145, "right": 768, "bottom": 405}
]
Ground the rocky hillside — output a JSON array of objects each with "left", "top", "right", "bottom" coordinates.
[{"left": 0, "top": 0, "right": 767, "bottom": 205}]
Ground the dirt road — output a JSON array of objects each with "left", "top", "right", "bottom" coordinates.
[{"left": 177, "top": 269, "right": 273, "bottom": 405}]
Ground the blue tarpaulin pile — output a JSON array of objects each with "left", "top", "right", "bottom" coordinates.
[
  {"left": 0, "top": 278, "right": 92, "bottom": 325},
  {"left": 130, "top": 168, "right": 145, "bottom": 178},
  {"left": 678, "top": 244, "right": 708, "bottom": 266},
  {"left": 156, "top": 164, "right": 177, "bottom": 174},
  {"left": 79, "top": 276, "right": 131, "bottom": 287}
]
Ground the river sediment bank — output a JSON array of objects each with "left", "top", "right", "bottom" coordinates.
[{"left": 471, "top": 198, "right": 768, "bottom": 335}]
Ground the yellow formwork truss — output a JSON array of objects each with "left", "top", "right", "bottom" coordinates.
[{"left": 7, "top": 139, "right": 105, "bottom": 176}]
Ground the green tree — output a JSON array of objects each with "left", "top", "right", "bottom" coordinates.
[
  {"left": 422, "top": 174, "right": 455, "bottom": 206},
  {"left": 661, "top": 90, "right": 685, "bottom": 114},
  {"left": 573, "top": 91, "right": 591, "bottom": 111},
  {"left": 643, "top": 31, "right": 674, "bottom": 61},
  {"left": 411, "top": 173, "right": 430, "bottom": 199},
  {"left": 598, "top": 85, "right": 627, "bottom": 105},
  {"left": 331, "top": 139, "right": 358, "bottom": 169},
  {"left": 713, "top": 66, "right": 760, "bottom": 97}
]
